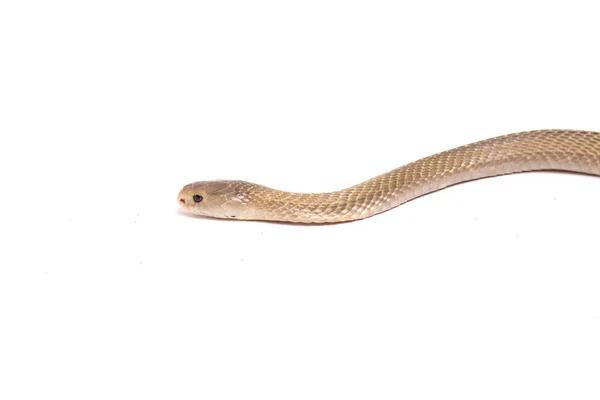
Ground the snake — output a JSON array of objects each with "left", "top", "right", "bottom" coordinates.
[{"left": 177, "top": 129, "right": 600, "bottom": 223}]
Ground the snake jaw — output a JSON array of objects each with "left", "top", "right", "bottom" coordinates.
[{"left": 220, "top": 197, "right": 247, "bottom": 220}]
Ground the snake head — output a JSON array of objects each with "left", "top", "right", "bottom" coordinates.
[{"left": 177, "top": 180, "right": 250, "bottom": 219}]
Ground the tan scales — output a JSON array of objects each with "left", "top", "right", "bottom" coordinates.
[{"left": 178, "top": 129, "right": 600, "bottom": 223}]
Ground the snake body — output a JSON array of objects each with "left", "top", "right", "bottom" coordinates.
[{"left": 178, "top": 129, "right": 600, "bottom": 223}]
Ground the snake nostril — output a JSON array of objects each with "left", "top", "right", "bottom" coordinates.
[{"left": 179, "top": 198, "right": 186, "bottom": 205}]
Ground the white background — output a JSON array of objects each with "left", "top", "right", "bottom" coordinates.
[{"left": 1, "top": 1, "right": 599, "bottom": 399}]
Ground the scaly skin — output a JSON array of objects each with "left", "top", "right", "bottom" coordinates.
[{"left": 178, "top": 130, "right": 600, "bottom": 223}]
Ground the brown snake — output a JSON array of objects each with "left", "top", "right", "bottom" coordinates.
[{"left": 178, "top": 129, "right": 600, "bottom": 223}]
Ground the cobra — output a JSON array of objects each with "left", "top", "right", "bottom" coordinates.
[{"left": 178, "top": 129, "right": 600, "bottom": 223}]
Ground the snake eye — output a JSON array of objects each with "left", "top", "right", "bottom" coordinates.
[{"left": 193, "top": 194, "right": 203, "bottom": 203}]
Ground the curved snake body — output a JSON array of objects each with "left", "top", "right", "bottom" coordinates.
[{"left": 178, "top": 130, "right": 600, "bottom": 223}]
